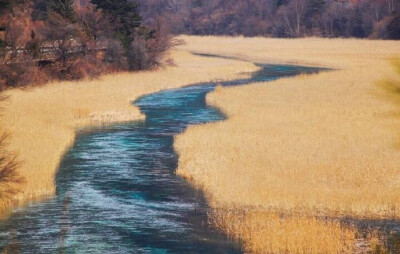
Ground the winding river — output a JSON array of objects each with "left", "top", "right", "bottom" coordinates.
[{"left": 0, "top": 62, "right": 321, "bottom": 253}]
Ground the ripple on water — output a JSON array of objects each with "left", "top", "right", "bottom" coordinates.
[{"left": 0, "top": 64, "right": 321, "bottom": 253}]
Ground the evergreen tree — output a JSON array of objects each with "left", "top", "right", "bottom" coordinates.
[
  {"left": 0, "top": 0, "right": 10, "bottom": 14},
  {"left": 90, "top": 0, "right": 144, "bottom": 69},
  {"left": 90, "top": 0, "right": 141, "bottom": 38},
  {"left": 48, "top": 0, "right": 76, "bottom": 23},
  {"left": 0, "top": 0, "right": 11, "bottom": 47},
  {"left": 32, "top": 0, "right": 48, "bottom": 21}
]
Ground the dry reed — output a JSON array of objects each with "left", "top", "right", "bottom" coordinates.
[
  {"left": 211, "top": 209, "right": 358, "bottom": 254},
  {"left": 0, "top": 50, "right": 258, "bottom": 208},
  {"left": 2, "top": 36, "right": 400, "bottom": 253},
  {"left": 174, "top": 36, "right": 400, "bottom": 253}
]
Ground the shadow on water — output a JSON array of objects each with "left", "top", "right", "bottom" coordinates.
[{"left": 0, "top": 63, "right": 323, "bottom": 253}]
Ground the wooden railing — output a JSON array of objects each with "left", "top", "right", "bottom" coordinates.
[{"left": 0, "top": 44, "right": 107, "bottom": 64}]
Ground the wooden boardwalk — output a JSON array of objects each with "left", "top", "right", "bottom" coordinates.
[{"left": 0, "top": 44, "right": 107, "bottom": 64}]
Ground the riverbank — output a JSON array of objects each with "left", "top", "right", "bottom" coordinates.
[
  {"left": 0, "top": 50, "right": 258, "bottom": 210},
  {"left": 175, "top": 36, "right": 400, "bottom": 253}
]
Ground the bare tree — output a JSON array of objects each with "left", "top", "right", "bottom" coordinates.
[
  {"left": 278, "top": 0, "right": 306, "bottom": 37},
  {"left": 145, "top": 17, "right": 178, "bottom": 68},
  {"left": 293, "top": 0, "right": 306, "bottom": 36},
  {"left": 3, "top": 18, "right": 24, "bottom": 64},
  {"left": 0, "top": 133, "right": 24, "bottom": 202},
  {"left": 386, "top": 0, "right": 395, "bottom": 14},
  {"left": 46, "top": 12, "right": 79, "bottom": 67},
  {"left": 75, "top": 1, "right": 108, "bottom": 43}
]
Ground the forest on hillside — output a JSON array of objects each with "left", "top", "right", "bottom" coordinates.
[
  {"left": 0, "top": 0, "right": 172, "bottom": 88},
  {"left": 139, "top": 0, "right": 400, "bottom": 39},
  {"left": 0, "top": 0, "right": 399, "bottom": 88}
]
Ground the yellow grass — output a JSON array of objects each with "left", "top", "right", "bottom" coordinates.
[
  {"left": 2, "top": 35, "right": 400, "bottom": 253},
  {"left": 211, "top": 210, "right": 358, "bottom": 254},
  {"left": 0, "top": 50, "right": 258, "bottom": 209},
  {"left": 174, "top": 36, "right": 400, "bottom": 253}
]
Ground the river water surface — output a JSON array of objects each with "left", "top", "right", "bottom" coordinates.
[{"left": 0, "top": 63, "right": 320, "bottom": 253}]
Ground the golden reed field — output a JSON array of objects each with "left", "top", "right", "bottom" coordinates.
[
  {"left": 0, "top": 50, "right": 257, "bottom": 209},
  {"left": 1, "top": 36, "right": 400, "bottom": 253},
  {"left": 174, "top": 36, "right": 400, "bottom": 253}
]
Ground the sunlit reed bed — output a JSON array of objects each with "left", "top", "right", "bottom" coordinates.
[
  {"left": 0, "top": 50, "right": 258, "bottom": 210},
  {"left": 175, "top": 36, "right": 400, "bottom": 253},
  {"left": 1, "top": 35, "right": 400, "bottom": 253}
]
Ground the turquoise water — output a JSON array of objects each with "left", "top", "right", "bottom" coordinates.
[{"left": 0, "top": 64, "right": 321, "bottom": 253}]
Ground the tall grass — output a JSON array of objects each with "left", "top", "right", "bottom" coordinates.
[
  {"left": 0, "top": 50, "right": 258, "bottom": 210},
  {"left": 2, "top": 36, "right": 400, "bottom": 252},
  {"left": 210, "top": 209, "right": 358, "bottom": 253},
  {"left": 175, "top": 36, "right": 400, "bottom": 253}
]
